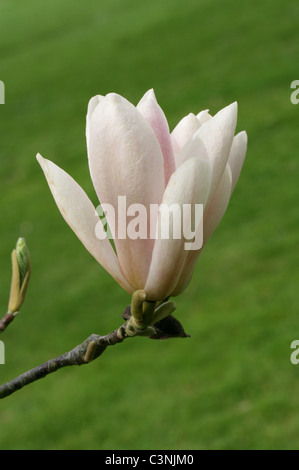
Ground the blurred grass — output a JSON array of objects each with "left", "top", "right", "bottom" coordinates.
[{"left": 0, "top": 0, "right": 298, "bottom": 450}]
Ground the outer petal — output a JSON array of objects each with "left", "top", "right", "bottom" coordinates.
[
  {"left": 37, "top": 154, "right": 134, "bottom": 294},
  {"left": 227, "top": 130, "right": 247, "bottom": 194},
  {"left": 145, "top": 156, "right": 212, "bottom": 301},
  {"left": 88, "top": 93, "right": 165, "bottom": 289},
  {"left": 171, "top": 165, "right": 233, "bottom": 297},
  {"left": 194, "top": 102, "right": 237, "bottom": 202},
  {"left": 137, "top": 89, "right": 175, "bottom": 186}
]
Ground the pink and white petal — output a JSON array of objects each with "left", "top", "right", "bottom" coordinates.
[
  {"left": 37, "top": 154, "right": 133, "bottom": 294},
  {"left": 194, "top": 102, "right": 237, "bottom": 202},
  {"left": 145, "top": 157, "right": 212, "bottom": 301},
  {"left": 170, "top": 165, "right": 232, "bottom": 297},
  {"left": 228, "top": 131, "right": 247, "bottom": 194},
  {"left": 88, "top": 93, "right": 165, "bottom": 290},
  {"left": 86, "top": 95, "right": 104, "bottom": 152},
  {"left": 137, "top": 89, "right": 175, "bottom": 186},
  {"left": 171, "top": 113, "right": 201, "bottom": 155}
]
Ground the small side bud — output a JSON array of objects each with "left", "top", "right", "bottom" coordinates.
[
  {"left": 16, "top": 238, "right": 30, "bottom": 286},
  {"left": 8, "top": 238, "right": 31, "bottom": 313},
  {"left": 150, "top": 301, "right": 177, "bottom": 325},
  {"left": 84, "top": 340, "right": 97, "bottom": 363}
]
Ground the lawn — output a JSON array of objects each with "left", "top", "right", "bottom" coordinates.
[{"left": 0, "top": 0, "right": 298, "bottom": 450}]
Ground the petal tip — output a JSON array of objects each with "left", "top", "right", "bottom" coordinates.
[
  {"left": 145, "top": 88, "right": 156, "bottom": 100},
  {"left": 239, "top": 130, "right": 248, "bottom": 142},
  {"left": 214, "top": 101, "right": 238, "bottom": 129},
  {"left": 226, "top": 101, "right": 238, "bottom": 114},
  {"left": 106, "top": 92, "right": 123, "bottom": 104},
  {"left": 138, "top": 88, "right": 157, "bottom": 105},
  {"left": 36, "top": 153, "right": 47, "bottom": 169}
]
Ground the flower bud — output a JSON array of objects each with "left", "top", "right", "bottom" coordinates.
[
  {"left": 16, "top": 238, "right": 30, "bottom": 285},
  {"left": 150, "top": 300, "right": 177, "bottom": 325},
  {"left": 8, "top": 238, "right": 31, "bottom": 313}
]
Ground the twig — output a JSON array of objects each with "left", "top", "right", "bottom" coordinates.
[
  {"left": 0, "top": 303, "right": 190, "bottom": 400},
  {"left": 1, "top": 244, "right": 191, "bottom": 399},
  {"left": 0, "top": 325, "right": 127, "bottom": 399},
  {"left": 0, "top": 312, "right": 16, "bottom": 334}
]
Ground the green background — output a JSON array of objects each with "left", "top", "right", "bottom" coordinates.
[{"left": 0, "top": 0, "right": 298, "bottom": 450}]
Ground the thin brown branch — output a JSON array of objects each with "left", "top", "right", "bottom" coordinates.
[
  {"left": 0, "top": 325, "right": 127, "bottom": 399},
  {"left": 0, "top": 304, "right": 190, "bottom": 400},
  {"left": 0, "top": 312, "right": 16, "bottom": 334}
]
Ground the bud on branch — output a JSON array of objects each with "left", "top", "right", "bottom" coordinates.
[{"left": 8, "top": 238, "right": 31, "bottom": 313}]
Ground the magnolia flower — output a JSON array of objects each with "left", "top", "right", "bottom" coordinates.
[{"left": 37, "top": 89, "right": 247, "bottom": 301}]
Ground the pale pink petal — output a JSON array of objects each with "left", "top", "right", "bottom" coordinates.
[
  {"left": 171, "top": 113, "right": 201, "bottom": 155},
  {"left": 194, "top": 102, "right": 237, "bottom": 202},
  {"left": 137, "top": 89, "right": 175, "bottom": 186},
  {"left": 171, "top": 165, "right": 232, "bottom": 297},
  {"left": 228, "top": 131, "right": 247, "bottom": 194},
  {"left": 37, "top": 153, "right": 134, "bottom": 294},
  {"left": 145, "top": 157, "right": 212, "bottom": 301},
  {"left": 88, "top": 93, "right": 165, "bottom": 290}
]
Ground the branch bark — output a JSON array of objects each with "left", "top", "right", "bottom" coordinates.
[
  {"left": 0, "top": 325, "right": 127, "bottom": 399},
  {"left": 1, "top": 243, "right": 190, "bottom": 399},
  {"left": 0, "top": 305, "right": 189, "bottom": 400}
]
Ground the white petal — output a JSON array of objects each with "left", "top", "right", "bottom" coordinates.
[
  {"left": 171, "top": 110, "right": 212, "bottom": 158},
  {"left": 196, "top": 109, "right": 212, "bottom": 125},
  {"left": 194, "top": 102, "right": 237, "bottom": 201},
  {"left": 170, "top": 165, "right": 232, "bottom": 297},
  {"left": 228, "top": 131, "right": 247, "bottom": 194},
  {"left": 203, "top": 164, "right": 232, "bottom": 243},
  {"left": 86, "top": 95, "right": 104, "bottom": 152},
  {"left": 171, "top": 113, "right": 201, "bottom": 156},
  {"left": 37, "top": 153, "right": 133, "bottom": 294},
  {"left": 175, "top": 133, "right": 207, "bottom": 169},
  {"left": 88, "top": 93, "right": 165, "bottom": 289},
  {"left": 145, "top": 157, "right": 212, "bottom": 300}
]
